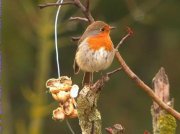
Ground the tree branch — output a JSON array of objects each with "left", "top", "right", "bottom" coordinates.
[
  {"left": 39, "top": 0, "right": 94, "bottom": 23},
  {"left": 115, "top": 51, "right": 180, "bottom": 120},
  {"left": 38, "top": 2, "right": 75, "bottom": 9},
  {"left": 77, "top": 86, "right": 102, "bottom": 134},
  {"left": 73, "top": 0, "right": 94, "bottom": 23},
  {"left": 85, "top": 0, "right": 90, "bottom": 11},
  {"left": 69, "top": 16, "right": 88, "bottom": 22},
  {"left": 91, "top": 68, "right": 122, "bottom": 92},
  {"left": 115, "top": 27, "right": 133, "bottom": 49}
]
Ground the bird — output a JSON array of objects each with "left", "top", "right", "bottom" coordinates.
[{"left": 73, "top": 21, "right": 115, "bottom": 85}]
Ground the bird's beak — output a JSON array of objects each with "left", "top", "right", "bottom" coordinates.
[{"left": 110, "top": 26, "right": 116, "bottom": 30}]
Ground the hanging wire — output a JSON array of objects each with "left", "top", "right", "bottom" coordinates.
[
  {"left": 54, "top": 0, "right": 75, "bottom": 134},
  {"left": 54, "top": 0, "right": 62, "bottom": 78},
  {"left": 66, "top": 120, "right": 75, "bottom": 134}
]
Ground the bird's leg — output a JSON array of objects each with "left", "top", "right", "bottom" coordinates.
[
  {"left": 82, "top": 72, "right": 94, "bottom": 86},
  {"left": 90, "top": 72, "right": 94, "bottom": 85},
  {"left": 82, "top": 72, "right": 92, "bottom": 86},
  {"left": 100, "top": 71, "right": 103, "bottom": 77}
]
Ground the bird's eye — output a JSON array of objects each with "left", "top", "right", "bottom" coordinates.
[{"left": 100, "top": 27, "right": 105, "bottom": 32}]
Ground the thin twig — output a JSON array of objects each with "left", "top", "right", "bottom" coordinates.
[
  {"left": 115, "top": 27, "right": 133, "bottom": 50},
  {"left": 115, "top": 51, "right": 180, "bottom": 120},
  {"left": 39, "top": 0, "right": 94, "bottom": 23},
  {"left": 73, "top": 0, "right": 94, "bottom": 23},
  {"left": 92, "top": 67, "right": 122, "bottom": 92},
  {"left": 107, "top": 67, "right": 122, "bottom": 77},
  {"left": 38, "top": 2, "right": 75, "bottom": 9},
  {"left": 69, "top": 16, "right": 88, "bottom": 22},
  {"left": 85, "top": 0, "right": 90, "bottom": 10}
]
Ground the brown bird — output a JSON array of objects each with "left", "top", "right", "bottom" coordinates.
[{"left": 74, "top": 21, "right": 115, "bottom": 85}]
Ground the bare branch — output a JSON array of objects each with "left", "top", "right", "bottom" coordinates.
[
  {"left": 69, "top": 17, "right": 88, "bottom": 22},
  {"left": 115, "top": 51, "right": 180, "bottom": 120},
  {"left": 39, "top": 0, "right": 94, "bottom": 23},
  {"left": 115, "top": 27, "right": 133, "bottom": 50},
  {"left": 114, "top": 29, "right": 180, "bottom": 120},
  {"left": 107, "top": 67, "right": 122, "bottom": 77},
  {"left": 85, "top": 0, "right": 90, "bottom": 10},
  {"left": 73, "top": 0, "right": 94, "bottom": 23},
  {"left": 38, "top": 2, "right": 75, "bottom": 9},
  {"left": 92, "top": 67, "right": 122, "bottom": 92}
]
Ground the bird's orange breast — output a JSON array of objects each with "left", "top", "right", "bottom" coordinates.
[{"left": 87, "top": 33, "right": 113, "bottom": 51}]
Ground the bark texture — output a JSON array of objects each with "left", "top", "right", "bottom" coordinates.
[
  {"left": 77, "top": 86, "right": 102, "bottom": 134},
  {"left": 151, "top": 67, "right": 177, "bottom": 134}
]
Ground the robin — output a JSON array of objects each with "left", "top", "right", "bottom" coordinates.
[{"left": 74, "top": 21, "right": 115, "bottom": 85}]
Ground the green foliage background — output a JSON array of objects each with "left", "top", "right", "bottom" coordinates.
[{"left": 2, "top": 0, "right": 180, "bottom": 133}]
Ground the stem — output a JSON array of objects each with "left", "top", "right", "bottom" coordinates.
[
  {"left": 38, "top": 2, "right": 75, "bottom": 9},
  {"left": 115, "top": 52, "right": 180, "bottom": 120}
]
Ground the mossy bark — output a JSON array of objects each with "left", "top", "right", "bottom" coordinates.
[
  {"left": 151, "top": 68, "right": 177, "bottom": 134},
  {"left": 151, "top": 109, "right": 176, "bottom": 134},
  {"left": 77, "top": 86, "right": 102, "bottom": 134}
]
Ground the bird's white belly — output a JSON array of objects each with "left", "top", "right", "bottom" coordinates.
[{"left": 75, "top": 42, "right": 115, "bottom": 72}]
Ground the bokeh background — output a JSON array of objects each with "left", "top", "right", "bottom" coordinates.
[{"left": 2, "top": 0, "right": 180, "bottom": 133}]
